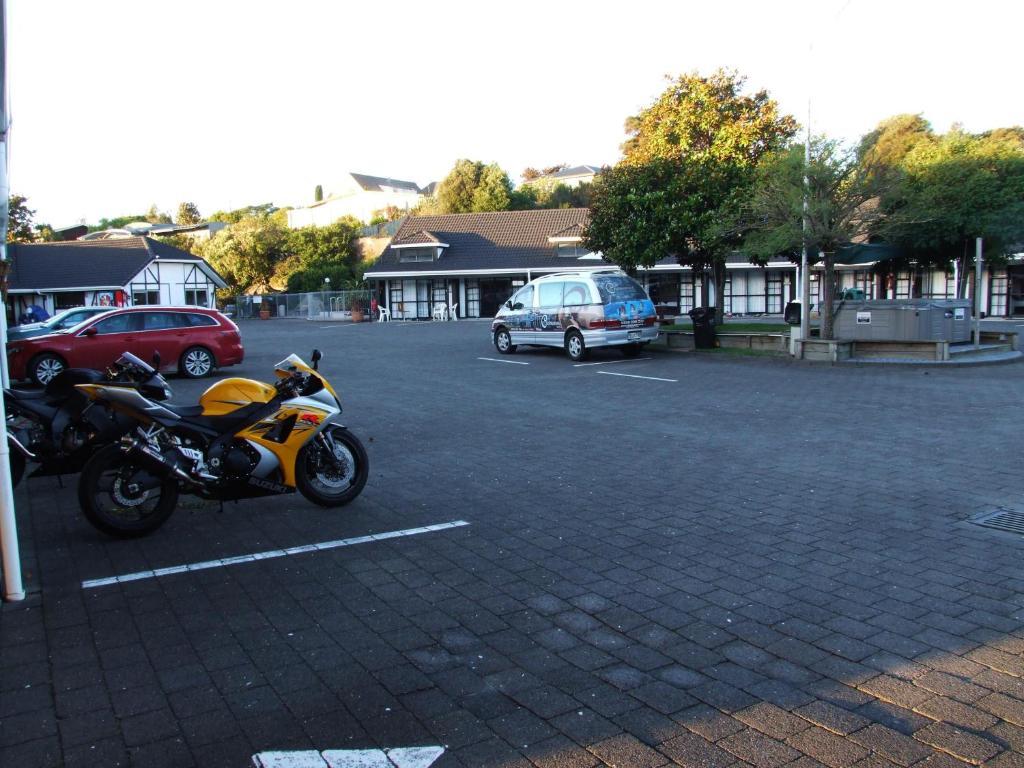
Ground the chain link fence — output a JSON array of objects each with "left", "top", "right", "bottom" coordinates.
[{"left": 232, "top": 290, "right": 374, "bottom": 321}]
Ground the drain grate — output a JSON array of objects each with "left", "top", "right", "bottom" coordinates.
[{"left": 972, "top": 509, "right": 1024, "bottom": 535}]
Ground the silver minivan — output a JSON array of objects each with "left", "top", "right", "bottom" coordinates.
[{"left": 491, "top": 270, "right": 659, "bottom": 361}]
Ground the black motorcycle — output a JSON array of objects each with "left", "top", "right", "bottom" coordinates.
[{"left": 5, "top": 352, "right": 172, "bottom": 487}]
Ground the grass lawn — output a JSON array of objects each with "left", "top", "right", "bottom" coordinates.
[{"left": 663, "top": 321, "right": 792, "bottom": 333}]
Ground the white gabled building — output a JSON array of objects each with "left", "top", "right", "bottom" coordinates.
[
  {"left": 287, "top": 173, "right": 431, "bottom": 228},
  {"left": 5, "top": 236, "right": 226, "bottom": 320}
]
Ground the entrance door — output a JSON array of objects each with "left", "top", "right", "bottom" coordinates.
[
  {"left": 479, "top": 278, "right": 513, "bottom": 317},
  {"left": 1008, "top": 267, "right": 1024, "bottom": 316}
]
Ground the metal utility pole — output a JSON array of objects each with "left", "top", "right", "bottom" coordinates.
[
  {"left": 0, "top": 0, "right": 25, "bottom": 601},
  {"left": 974, "top": 237, "right": 983, "bottom": 348},
  {"left": 799, "top": 100, "right": 811, "bottom": 347}
]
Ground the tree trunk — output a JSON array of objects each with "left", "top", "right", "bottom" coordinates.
[
  {"left": 821, "top": 251, "right": 836, "bottom": 340},
  {"left": 712, "top": 259, "right": 726, "bottom": 324}
]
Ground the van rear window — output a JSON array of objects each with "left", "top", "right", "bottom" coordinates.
[{"left": 594, "top": 275, "right": 648, "bottom": 303}]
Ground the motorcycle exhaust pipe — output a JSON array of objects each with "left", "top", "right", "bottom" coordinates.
[
  {"left": 7, "top": 435, "right": 36, "bottom": 460},
  {"left": 122, "top": 438, "right": 200, "bottom": 487}
]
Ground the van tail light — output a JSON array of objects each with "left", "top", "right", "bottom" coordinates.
[
  {"left": 590, "top": 318, "right": 621, "bottom": 329},
  {"left": 643, "top": 316, "right": 658, "bottom": 327}
]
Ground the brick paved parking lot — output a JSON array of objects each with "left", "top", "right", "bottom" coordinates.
[{"left": 2, "top": 318, "right": 1023, "bottom": 768}]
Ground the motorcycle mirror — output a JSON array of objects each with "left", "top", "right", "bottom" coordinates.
[
  {"left": 311, "top": 348, "right": 322, "bottom": 371},
  {"left": 152, "top": 350, "right": 161, "bottom": 369}
]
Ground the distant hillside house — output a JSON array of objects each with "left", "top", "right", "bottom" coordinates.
[
  {"left": 524, "top": 164, "right": 602, "bottom": 189},
  {"left": 80, "top": 221, "right": 226, "bottom": 241},
  {"left": 5, "top": 237, "right": 227, "bottom": 320},
  {"left": 287, "top": 173, "right": 434, "bottom": 228}
]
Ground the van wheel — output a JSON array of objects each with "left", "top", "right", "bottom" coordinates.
[
  {"left": 622, "top": 343, "right": 642, "bottom": 357},
  {"left": 494, "top": 327, "right": 516, "bottom": 354},
  {"left": 565, "top": 329, "right": 588, "bottom": 361}
]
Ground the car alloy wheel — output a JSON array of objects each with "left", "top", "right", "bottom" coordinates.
[
  {"left": 33, "top": 355, "right": 65, "bottom": 385},
  {"left": 182, "top": 348, "right": 213, "bottom": 378}
]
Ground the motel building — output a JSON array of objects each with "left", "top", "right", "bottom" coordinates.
[{"left": 364, "top": 209, "right": 1020, "bottom": 321}]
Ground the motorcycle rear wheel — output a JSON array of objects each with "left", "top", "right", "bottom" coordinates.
[
  {"left": 78, "top": 444, "right": 179, "bottom": 538},
  {"left": 295, "top": 426, "right": 368, "bottom": 508}
]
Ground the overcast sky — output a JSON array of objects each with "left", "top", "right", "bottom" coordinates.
[{"left": 7, "top": 0, "right": 1022, "bottom": 228}]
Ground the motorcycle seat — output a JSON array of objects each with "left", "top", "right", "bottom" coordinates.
[
  {"left": 167, "top": 402, "right": 267, "bottom": 435},
  {"left": 164, "top": 403, "right": 205, "bottom": 418}
]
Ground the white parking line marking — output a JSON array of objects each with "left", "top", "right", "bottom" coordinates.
[
  {"left": 81, "top": 521, "right": 470, "bottom": 590},
  {"left": 477, "top": 357, "right": 529, "bottom": 365},
  {"left": 598, "top": 371, "right": 678, "bottom": 383},
  {"left": 573, "top": 357, "right": 654, "bottom": 367},
  {"left": 251, "top": 746, "right": 445, "bottom": 768}
]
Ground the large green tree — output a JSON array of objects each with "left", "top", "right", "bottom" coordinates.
[
  {"left": 588, "top": 70, "right": 797, "bottom": 319},
  {"left": 875, "top": 127, "right": 1024, "bottom": 297},
  {"left": 7, "top": 195, "right": 37, "bottom": 242},
  {"left": 198, "top": 215, "right": 290, "bottom": 292},
  {"left": 176, "top": 201, "right": 202, "bottom": 225},
  {"left": 435, "top": 160, "right": 515, "bottom": 213},
  {"left": 280, "top": 217, "right": 364, "bottom": 292},
  {"left": 621, "top": 69, "right": 798, "bottom": 169},
  {"left": 744, "top": 138, "right": 894, "bottom": 339}
]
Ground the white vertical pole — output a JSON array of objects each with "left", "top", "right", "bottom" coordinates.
[
  {"left": 799, "top": 99, "right": 811, "bottom": 346},
  {"left": 0, "top": 0, "right": 25, "bottom": 601},
  {"left": 974, "top": 237, "right": 983, "bottom": 348}
]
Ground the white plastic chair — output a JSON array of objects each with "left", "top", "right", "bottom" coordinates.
[
  {"left": 448, "top": 303, "right": 459, "bottom": 321},
  {"left": 378, "top": 306, "right": 391, "bottom": 322},
  {"left": 432, "top": 303, "right": 447, "bottom": 321}
]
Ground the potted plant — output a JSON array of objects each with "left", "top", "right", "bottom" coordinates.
[{"left": 350, "top": 298, "right": 365, "bottom": 323}]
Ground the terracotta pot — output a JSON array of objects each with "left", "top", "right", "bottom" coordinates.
[
  {"left": 351, "top": 309, "right": 364, "bottom": 323},
  {"left": 259, "top": 308, "right": 270, "bottom": 320}
]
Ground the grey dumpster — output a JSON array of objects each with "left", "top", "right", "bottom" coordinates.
[{"left": 834, "top": 299, "right": 972, "bottom": 342}]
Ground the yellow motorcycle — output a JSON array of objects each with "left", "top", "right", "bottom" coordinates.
[{"left": 75, "top": 350, "right": 368, "bottom": 538}]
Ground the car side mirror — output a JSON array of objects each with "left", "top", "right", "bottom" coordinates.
[
  {"left": 311, "top": 348, "right": 322, "bottom": 371},
  {"left": 504, "top": 301, "right": 513, "bottom": 310},
  {"left": 512, "top": 302, "right": 524, "bottom": 311},
  {"left": 84, "top": 327, "right": 98, "bottom": 337},
  {"left": 152, "top": 351, "right": 161, "bottom": 369}
]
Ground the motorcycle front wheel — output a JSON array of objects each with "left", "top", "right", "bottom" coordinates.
[
  {"left": 78, "top": 444, "right": 179, "bottom": 538},
  {"left": 295, "top": 426, "right": 368, "bottom": 508}
]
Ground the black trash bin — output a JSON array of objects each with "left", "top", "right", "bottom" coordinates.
[
  {"left": 783, "top": 300, "right": 801, "bottom": 326},
  {"left": 688, "top": 306, "right": 718, "bottom": 349}
]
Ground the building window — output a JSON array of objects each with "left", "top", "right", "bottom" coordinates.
[
  {"left": 766, "top": 272, "right": 784, "bottom": 313},
  {"left": 990, "top": 269, "right": 1008, "bottom": 317},
  {"left": 133, "top": 290, "right": 160, "bottom": 305},
  {"left": 556, "top": 242, "right": 587, "bottom": 257},
  {"left": 398, "top": 247, "right": 435, "bottom": 263},
  {"left": 52, "top": 292, "right": 86, "bottom": 311},
  {"left": 466, "top": 279, "right": 480, "bottom": 318},
  {"left": 679, "top": 276, "right": 695, "bottom": 314},
  {"left": 185, "top": 289, "right": 208, "bottom": 306}
]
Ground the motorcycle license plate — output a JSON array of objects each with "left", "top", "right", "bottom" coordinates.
[{"left": 627, "top": 330, "right": 641, "bottom": 341}]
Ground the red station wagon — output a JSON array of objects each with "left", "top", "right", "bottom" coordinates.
[{"left": 7, "top": 306, "right": 244, "bottom": 385}]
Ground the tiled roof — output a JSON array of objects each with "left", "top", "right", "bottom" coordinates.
[
  {"left": 551, "top": 165, "right": 601, "bottom": 179},
  {"left": 392, "top": 230, "right": 443, "bottom": 246},
  {"left": 365, "top": 209, "right": 600, "bottom": 275},
  {"left": 349, "top": 173, "right": 422, "bottom": 194},
  {"left": 7, "top": 236, "right": 225, "bottom": 291}
]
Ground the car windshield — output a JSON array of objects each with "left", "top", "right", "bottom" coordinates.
[{"left": 593, "top": 274, "right": 648, "bottom": 303}]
